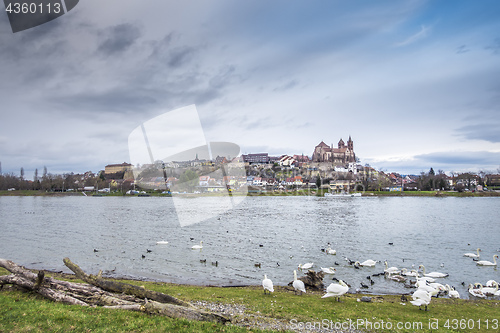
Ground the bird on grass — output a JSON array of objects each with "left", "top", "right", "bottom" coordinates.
[
  {"left": 322, "top": 280, "right": 349, "bottom": 302},
  {"left": 410, "top": 289, "right": 431, "bottom": 311},
  {"left": 262, "top": 275, "right": 274, "bottom": 294},
  {"left": 293, "top": 270, "right": 306, "bottom": 295}
]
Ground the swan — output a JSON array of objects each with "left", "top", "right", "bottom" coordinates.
[
  {"left": 445, "top": 284, "right": 460, "bottom": 299},
  {"left": 384, "top": 261, "right": 399, "bottom": 274},
  {"left": 468, "top": 283, "right": 486, "bottom": 298},
  {"left": 293, "top": 270, "right": 306, "bottom": 295},
  {"left": 191, "top": 241, "right": 203, "bottom": 250},
  {"left": 355, "top": 259, "right": 376, "bottom": 267},
  {"left": 320, "top": 267, "right": 336, "bottom": 274},
  {"left": 401, "top": 268, "right": 418, "bottom": 277},
  {"left": 410, "top": 289, "right": 431, "bottom": 311},
  {"left": 156, "top": 241, "right": 169, "bottom": 245},
  {"left": 486, "top": 280, "right": 498, "bottom": 287},
  {"left": 326, "top": 247, "right": 336, "bottom": 255},
  {"left": 476, "top": 254, "right": 498, "bottom": 266},
  {"left": 298, "top": 262, "right": 314, "bottom": 270},
  {"left": 262, "top": 274, "right": 274, "bottom": 294},
  {"left": 416, "top": 280, "right": 440, "bottom": 294},
  {"left": 322, "top": 280, "right": 349, "bottom": 301},
  {"left": 464, "top": 248, "right": 481, "bottom": 258},
  {"left": 386, "top": 271, "right": 406, "bottom": 283},
  {"left": 478, "top": 282, "right": 499, "bottom": 296},
  {"left": 419, "top": 265, "right": 448, "bottom": 278}
]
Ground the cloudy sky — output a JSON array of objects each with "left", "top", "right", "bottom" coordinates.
[{"left": 1, "top": 0, "right": 499, "bottom": 177}]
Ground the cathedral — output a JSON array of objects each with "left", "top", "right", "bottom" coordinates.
[{"left": 311, "top": 137, "right": 356, "bottom": 164}]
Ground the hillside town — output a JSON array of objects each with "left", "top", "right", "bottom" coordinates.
[{"left": 1, "top": 137, "right": 499, "bottom": 195}]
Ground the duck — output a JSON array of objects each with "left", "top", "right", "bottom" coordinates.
[
  {"left": 262, "top": 274, "right": 274, "bottom": 294},
  {"left": 445, "top": 284, "right": 460, "bottom": 299},
  {"left": 321, "top": 267, "right": 336, "bottom": 275},
  {"left": 191, "top": 241, "right": 203, "bottom": 250},
  {"left": 410, "top": 289, "right": 431, "bottom": 311},
  {"left": 322, "top": 280, "right": 349, "bottom": 301},
  {"left": 476, "top": 254, "right": 498, "bottom": 266},
  {"left": 464, "top": 248, "right": 481, "bottom": 258},
  {"left": 419, "top": 265, "right": 448, "bottom": 278},
  {"left": 355, "top": 259, "right": 377, "bottom": 267},
  {"left": 293, "top": 270, "right": 306, "bottom": 295},
  {"left": 156, "top": 241, "right": 169, "bottom": 245},
  {"left": 326, "top": 247, "right": 336, "bottom": 255},
  {"left": 384, "top": 261, "right": 399, "bottom": 274},
  {"left": 298, "top": 262, "right": 314, "bottom": 270}
]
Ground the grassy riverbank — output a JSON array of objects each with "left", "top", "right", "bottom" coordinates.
[{"left": 1, "top": 268, "right": 499, "bottom": 333}]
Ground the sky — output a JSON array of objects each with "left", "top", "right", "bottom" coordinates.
[{"left": 0, "top": 0, "right": 499, "bottom": 178}]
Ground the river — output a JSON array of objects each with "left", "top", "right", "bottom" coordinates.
[{"left": 1, "top": 195, "right": 499, "bottom": 299}]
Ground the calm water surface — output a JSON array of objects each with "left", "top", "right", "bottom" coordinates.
[{"left": 1, "top": 195, "right": 499, "bottom": 299}]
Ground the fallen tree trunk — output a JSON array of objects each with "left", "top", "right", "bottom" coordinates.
[{"left": 0, "top": 258, "right": 230, "bottom": 324}]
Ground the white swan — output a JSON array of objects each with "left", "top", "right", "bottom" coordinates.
[
  {"left": 191, "top": 241, "right": 203, "bottom": 250},
  {"left": 293, "top": 270, "right": 306, "bottom": 295},
  {"left": 416, "top": 280, "right": 440, "bottom": 294},
  {"left": 445, "top": 284, "right": 460, "bottom": 299},
  {"left": 476, "top": 254, "right": 498, "bottom": 266},
  {"left": 262, "top": 274, "right": 274, "bottom": 294},
  {"left": 322, "top": 280, "right": 349, "bottom": 301},
  {"left": 384, "top": 261, "right": 399, "bottom": 274},
  {"left": 298, "top": 262, "right": 314, "bottom": 270},
  {"left": 419, "top": 265, "right": 448, "bottom": 278},
  {"left": 410, "top": 289, "right": 431, "bottom": 311},
  {"left": 486, "top": 280, "right": 498, "bottom": 287},
  {"left": 464, "top": 248, "right": 481, "bottom": 258},
  {"left": 326, "top": 247, "right": 336, "bottom": 255},
  {"left": 468, "top": 283, "right": 486, "bottom": 298},
  {"left": 478, "top": 282, "right": 499, "bottom": 296},
  {"left": 401, "top": 268, "right": 418, "bottom": 277},
  {"left": 355, "top": 259, "right": 376, "bottom": 267},
  {"left": 156, "top": 241, "right": 169, "bottom": 245},
  {"left": 320, "top": 267, "right": 336, "bottom": 274}
]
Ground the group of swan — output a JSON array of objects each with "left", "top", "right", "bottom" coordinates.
[
  {"left": 464, "top": 248, "right": 498, "bottom": 266},
  {"left": 468, "top": 281, "right": 500, "bottom": 298},
  {"left": 155, "top": 240, "right": 204, "bottom": 250}
]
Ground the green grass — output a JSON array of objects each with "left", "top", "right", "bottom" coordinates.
[{"left": 1, "top": 268, "right": 499, "bottom": 332}]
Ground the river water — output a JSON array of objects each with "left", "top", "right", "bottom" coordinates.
[{"left": 1, "top": 195, "right": 499, "bottom": 299}]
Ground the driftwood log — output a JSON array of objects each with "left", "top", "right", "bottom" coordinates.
[
  {"left": 288, "top": 270, "right": 325, "bottom": 291},
  {"left": 0, "top": 258, "right": 229, "bottom": 324}
]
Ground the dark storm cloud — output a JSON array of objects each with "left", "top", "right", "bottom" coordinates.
[{"left": 97, "top": 23, "right": 142, "bottom": 55}]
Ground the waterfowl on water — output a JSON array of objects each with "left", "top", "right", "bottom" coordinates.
[
  {"left": 355, "top": 259, "right": 376, "bottom": 267},
  {"left": 191, "top": 241, "right": 203, "bottom": 250},
  {"left": 384, "top": 261, "right": 399, "bottom": 274},
  {"left": 298, "top": 262, "right": 314, "bottom": 270},
  {"left": 464, "top": 248, "right": 481, "bottom": 258},
  {"left": 419, "top": 265, "right": 448, "bottom": 278},
  {"left": 321, "top": 267, "right": 336, "bottom": 274},
  {"left": 476, "top": 254, "right": 498, "bottom": 266}
]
